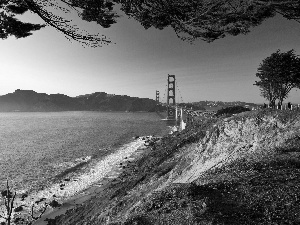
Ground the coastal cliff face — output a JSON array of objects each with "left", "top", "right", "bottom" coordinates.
[
  {"left": 54, "top": 110, "right": 300, "bottom": 225},
  {"left": 172, "top": 110, "right": 300, "bottom": 184}
]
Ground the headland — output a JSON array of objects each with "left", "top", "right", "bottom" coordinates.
[{"left": 38, "top": 109, "right": 300, "bottom": 225}]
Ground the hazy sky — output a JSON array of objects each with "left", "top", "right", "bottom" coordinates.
[{"left": 0, "top": 6, "right": 300, "bottom": 104}]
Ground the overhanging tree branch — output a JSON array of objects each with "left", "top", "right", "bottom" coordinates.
[
  {"left": 1, "top": 0, "right": 300, "bottom": 45},
  {"left": 23, "top": 0, "right": 112, "bottom": 47}
]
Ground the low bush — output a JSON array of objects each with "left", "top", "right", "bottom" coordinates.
[{"left": 215, "top": 106, "right": 250, "bottom": 117}]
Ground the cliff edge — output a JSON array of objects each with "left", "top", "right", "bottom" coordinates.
[{"left": 53, "top": 109, "right": 300, "bottom": 225}]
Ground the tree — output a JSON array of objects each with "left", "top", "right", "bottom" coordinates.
[
  {"left": 257, "top": 82, "right": 279, "bottom": 107},
  {"left": 0, "top": 0, "right": 45, "bottom": 39},
  {"left": 1, "top": 0, "right": 300, "bottom": 46},
  {"left": 0, "top": 0, "right": 118, "bottom": 46},
  {"left": 115, "top": 0, "right": 277, "bottom": 42},
  {"left": 254, "top": 49, "right": 300, "bottom": 105}
]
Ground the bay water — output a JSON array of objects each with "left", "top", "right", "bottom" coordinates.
[{"left": 0, "top": 111, "right": 170, "bottom": 211}]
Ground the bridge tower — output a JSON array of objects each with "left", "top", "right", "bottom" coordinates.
[
  {"left": 167, "top": 74, "right": 176, "bottom": 120},
  {"left": 156, "top": 90, "right": 160, "bottom": 103}
]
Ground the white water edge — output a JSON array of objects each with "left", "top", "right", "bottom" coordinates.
[{"left": 0, "top": 136, "right": 154, "bottom": 221}]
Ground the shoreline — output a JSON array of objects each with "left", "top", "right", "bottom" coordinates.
[
  {"left": 0, "top": 111, "right": 170, "bottom": 224},
  {"left": 33, "top": 136, "right": 159, "bottom": 225}
]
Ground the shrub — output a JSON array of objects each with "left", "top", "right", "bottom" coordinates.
[{"left": 215, "top": 106, "right": 250, "bottom": 117}]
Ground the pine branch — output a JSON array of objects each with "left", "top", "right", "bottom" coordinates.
[{"left": 23, "top": 0, "right": 112, "bottom": 47}]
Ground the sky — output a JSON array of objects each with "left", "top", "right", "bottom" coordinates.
[{"left": 0, "top": 5, "right": 300, "bottom": 104}]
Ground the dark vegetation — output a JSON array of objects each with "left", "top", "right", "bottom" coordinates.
[
  {"left": 0, "top": 89, "right": 157, "bottom": 112},
  {"left": 1, "top": 1, "right": 300, "bottom": 46},
  {"left": 215, "top": 106, "right": 250, "bottom": 117},
  {"left": 254, "top": 49, "right": 300, "bottom": 106}
]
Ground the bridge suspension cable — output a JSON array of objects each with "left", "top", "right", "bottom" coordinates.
[
  {"left": 176, "top": 81, "right": 184, "bottom": 104},
  {"left": 161, "top": 84, "right": 168, "bottom": 105}
]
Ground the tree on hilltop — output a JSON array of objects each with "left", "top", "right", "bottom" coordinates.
[
  {"left": 1, "top": 0, "right": 300, "bottom": 46},
  {"left": 254, "top": 49, "right": 300, "bottom": 105}
]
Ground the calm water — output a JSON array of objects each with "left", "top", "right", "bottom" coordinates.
[{"left": 0, "top": 111, "right": 169, "bottom": 193}]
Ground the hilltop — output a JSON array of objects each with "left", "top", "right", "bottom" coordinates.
[
  {"left": 50, "top": 109, "right": 300, "bottom": 224},
  {"left": 0, "top": 90, "right": 158, "bottom": 112},
  {"left": 192, "top": 100, "right": 261, "bottom": 111}
]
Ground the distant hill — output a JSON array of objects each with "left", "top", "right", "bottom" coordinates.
[
  {"left": 177, "top": 103, "right": 206, "bottom": 111},
  {"left": 193, "top": 100, "right": 261, "bottom": 110},
  {"left": 0, "top": 89, "right": 157, "bottom": 112}
]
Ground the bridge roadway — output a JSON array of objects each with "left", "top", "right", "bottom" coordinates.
[{"left": 158, "top": 103, "right": 217, "bottom": 119}]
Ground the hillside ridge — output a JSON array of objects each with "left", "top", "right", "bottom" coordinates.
[{"left": 0, "top": 89, "right": 157, "bottom": 112}]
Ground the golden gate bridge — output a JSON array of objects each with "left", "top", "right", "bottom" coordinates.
[{"left": 155, "top": 74, "right": 203, "bottom": 131}]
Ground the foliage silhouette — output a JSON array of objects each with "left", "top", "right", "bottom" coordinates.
[
  {"left": 215, "top": 106, "right": 250, "bottom": 117},
  {"left": 254, "top": 49, "right": 300, "bottom": 105},
  {"left": 1, "top": 0, "right": 300, "bottom": 46}
]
